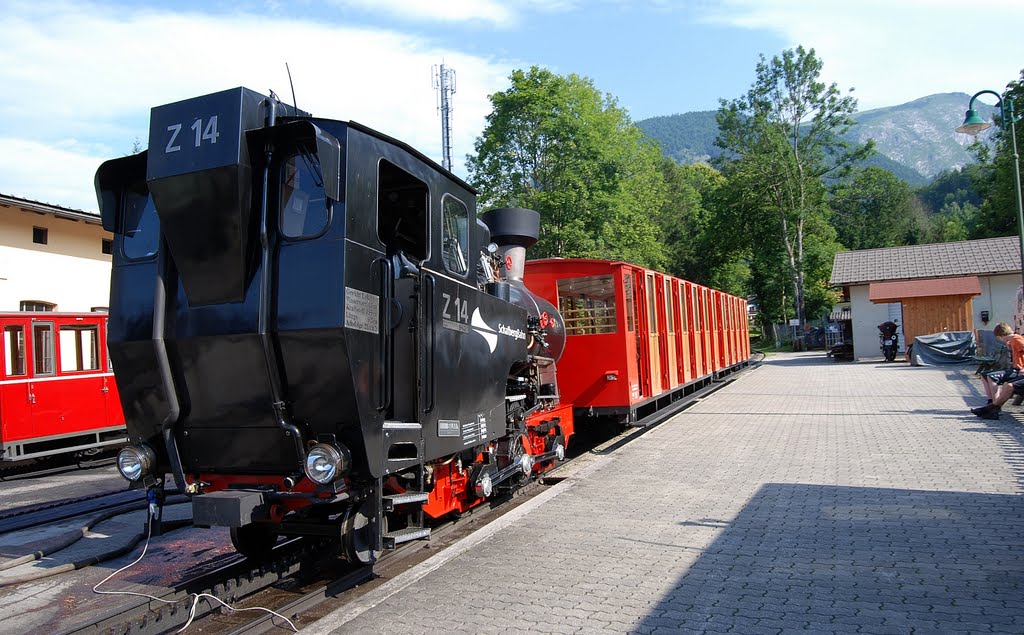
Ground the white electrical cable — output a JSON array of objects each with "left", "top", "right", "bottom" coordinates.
[{"left": 92, "top": 502, "right": 298, "bottom": 633}]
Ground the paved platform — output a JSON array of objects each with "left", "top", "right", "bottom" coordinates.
[{"left": 304, "top": 352, "right": 1024, "bottom": 634}]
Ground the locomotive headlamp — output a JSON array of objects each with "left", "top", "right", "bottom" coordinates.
[
  {"left": 116, "top": 444, "right": 155, "bottom": 482},
  {"left": 304, "top": 442, "right": 351, "bottom": 485}
]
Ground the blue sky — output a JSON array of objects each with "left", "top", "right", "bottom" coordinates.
[{"left": 2, "top": 0, "right": 1023, "bottom": 212}]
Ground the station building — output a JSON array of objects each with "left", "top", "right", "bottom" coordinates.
[
  {"left": 0, "top": 193, "right": 112, "bottom": 313},
  {"left": 830, "top": 236, "right": 1021, "bottom": 360}
]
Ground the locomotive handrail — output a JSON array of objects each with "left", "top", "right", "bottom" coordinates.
[
  {"left": 423, "top": 273, "right": 436, "bottom": 413},
  {"left": 377, "top": 257, "right": 394, "bottom": 412},
  {"left": 256, "top": 97, "right": 306, "bottom": 470}
]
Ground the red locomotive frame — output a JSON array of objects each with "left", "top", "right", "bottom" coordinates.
[
  {"left": 0, "top": 312, "right": 126, "bottom": 463},
  {"left": 525, "top": 259, "right": 749, "bottom": 424}
]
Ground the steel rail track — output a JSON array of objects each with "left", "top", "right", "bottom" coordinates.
[
  {"left": 0, "top": 488, "right": 147, "bottom": 534},
  {"left": 57, "top": 361, "right": 756, "bottom": 634}
]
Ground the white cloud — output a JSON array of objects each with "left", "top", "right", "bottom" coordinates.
[
  {"left": 0, "top": 2, "right": 519, "bottom": 210},
  {"left": 696, "top": 0, "right": 1024, "bottom": 110},
  {"left": 0, "top": 138, "right": 110, "bottom": 212},
  {"left": 327, "top": 0, "right": 517, "bottom": 26}
]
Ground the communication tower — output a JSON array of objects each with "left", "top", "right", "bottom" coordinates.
[{"left": 432, "top": 63, "right": 456, "bottom": 171}]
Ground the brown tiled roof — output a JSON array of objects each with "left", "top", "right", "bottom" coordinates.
[
  {"left": 830, "top": 236, "right": 1020, "bottom": 285},
  {"left": 868, "top": 276, "right": 982, "bottom": 302}
]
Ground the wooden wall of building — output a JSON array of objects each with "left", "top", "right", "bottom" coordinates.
[{"left": 900, "top": 295, "right": 975, "bottom": 341}]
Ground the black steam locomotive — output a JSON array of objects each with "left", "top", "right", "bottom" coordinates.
[{"left": 96, "top": 87, "right": 570, "bottom": 562}]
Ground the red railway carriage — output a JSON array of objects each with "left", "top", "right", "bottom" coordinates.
[
  {"left": 525, "top": 259, "right": 750, "bottom": 426},
  {"left": 0, "top": 312, "right": 126, "bottom": 462}
]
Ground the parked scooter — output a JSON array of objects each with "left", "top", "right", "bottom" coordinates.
[{"left": 878, "top": 321, "right": 899, "bottom": 362}]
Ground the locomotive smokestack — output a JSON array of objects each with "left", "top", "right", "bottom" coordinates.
[{"left": 480, "top": 207, "right": 540, "bottom": 282}]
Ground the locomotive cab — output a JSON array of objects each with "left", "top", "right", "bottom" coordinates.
[{"left": 96, "top": 87, "right": 572, "bottom": 562}]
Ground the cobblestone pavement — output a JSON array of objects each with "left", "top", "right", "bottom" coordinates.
[{"left": 305, "top": 353, "right": 1024, "bottom": 634}]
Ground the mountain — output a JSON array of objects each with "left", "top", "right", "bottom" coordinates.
[{"left": 636, "top": 93, "right": 995, "bottom": 185}]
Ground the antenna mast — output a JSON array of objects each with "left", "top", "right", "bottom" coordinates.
[{"left": 432, "top": 63, "right": 456, "bottom": 171}]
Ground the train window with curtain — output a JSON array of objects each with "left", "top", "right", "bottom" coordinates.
[
  {"left": 121, "top": 190, "right": 160, "bottom": 260},
  {"left": 59, "top": 325, "right": 100, "bottom": 372},
  {"left": 557, "top": 275, "right": 616, "bottom": 335},
  {"left": 378, "top": 160, "right": 428, "bottom": 261},
  {"left": 440, "top": 195, "right": 469, "bottom": 276},
  {"left": 664, "top": 279, "right": 675, "bottom": 334},
  {"left": 623, "top": 274, "right": 635, "bottom": 332},
  {"left": 4, "top": 325, "right": 26, "bottom": 377},
  {"left": 32, "top": 322, "right": 54, "bottom": 377},
  {"left": 280, "top": 151, "right": 331, "bottom": 239}
]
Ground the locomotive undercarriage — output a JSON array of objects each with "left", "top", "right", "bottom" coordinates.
[{"left": 209, "top": 361, "right": 571, "bottom": 564}]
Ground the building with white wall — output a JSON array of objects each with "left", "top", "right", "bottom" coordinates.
[
  {"left": 830, "top": 237, "right": 1020, "bottom": 360},
  {"left": 0, "top": 193, "right": 112, "bottom": 312}
]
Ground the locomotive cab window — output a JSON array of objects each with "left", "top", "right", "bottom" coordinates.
[
  {"left": 378, "top": 160, "right": 428, "bottom": 261},
  {"left": 280, "top": 151, "right": 331, "bottom": 239},
  {"left": 441, "top": 195, "right": 469, "bottom": 276},
  {"left": 60, "top": 325, "right": 100, "bottom": 372},
  {"left": 32, "top": 322, "right": 54, "bottom": 377},
  {"left": 3, "top": 325, "right": 26, "bottom": 377},
  {"left": 121, "top": 189, "right": 160, "bottom": 260},
  {"left": 557, "top": 275, "right": 616, "bottom": 335}
]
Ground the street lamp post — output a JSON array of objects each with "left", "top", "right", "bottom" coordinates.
[{"left": 956, "top": 89, "right": 1024, "bottom": 298}]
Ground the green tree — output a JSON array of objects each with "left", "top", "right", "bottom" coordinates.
[
  {"left": 467, "top": 67, "right": 667, "bottom": 268},
  {"left": 714, "top": 46, "right": 872, "bottom": 325},
  {"left": 656, "top": 158, "right": 725, "bottom": 280},
  {"left": 830, "top": 166, "right": 922, "bottom": 249},
  {"left": 970, "top": 70, "right": 1024, "bottom": 239}
]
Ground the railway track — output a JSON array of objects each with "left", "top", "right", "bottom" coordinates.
[{"left": 8, "top": 368, "right": 754, "bottom": 635}]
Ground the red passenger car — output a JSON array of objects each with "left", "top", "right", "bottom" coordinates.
[
  {"left": 525, "top": 259, "right": 749, "bottom": 426},
  {"left": 0, "top": 312, "right": 125, "bottom": 463}
]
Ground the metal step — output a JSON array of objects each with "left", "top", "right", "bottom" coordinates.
[
  {"left": 382, "top": 526, "right": 431, "bottom": 549},
  {"left": 382, "top": 491, "right": 429, "bottom": 511}
]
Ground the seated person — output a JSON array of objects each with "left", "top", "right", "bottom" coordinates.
[{"left": 973, "top": 322, "right": 1024, "bottom": 419}]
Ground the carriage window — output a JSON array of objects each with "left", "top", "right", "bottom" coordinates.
[
  {"left": 665, "top": 279, "right": 675, "bottom": 334},
  {"left": 441, "top": 195, "right": 469, "bottom": 276},
  {"left": 20, "top": 300, "right": 55, "bottom": 312},
  {"left": 122, "top": 190, "right": 160, "bottom": 260},
  {"left": 4, "top": 326, "right": 26, "bottom": 377},
  {"left": 679, "top": 283, "right": 688, "bottom": 332},
  {"left": 60, "top": 325, "right": 100, "bottom": 372},
  {"left": 281, "top": 151, "right": 330, "bottom": 239},
  {"left": 557, "top": 275, "right": 616, "bottom": 335},
  {"left": 693, "top": 289, "right": 702, "bottom": 331},
  {"left": 623, "top": 275, "right": 635, "bottom": 332},
  {"left": 32, "top": 323, "right": 54, "bottom": 376},
  {"left": 646, "top": 275, "right": 657, "bottom": 334},
  {"left": 378, "top": 160, "right": 428, "bottom": 261}
]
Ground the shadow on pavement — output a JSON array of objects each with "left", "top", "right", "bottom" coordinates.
[{"left": 635, "top": 483, "right": 1024, "bottom": 633}]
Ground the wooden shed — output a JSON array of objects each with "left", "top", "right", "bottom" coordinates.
[
  {"left": 830, "top": 237, "right": 1021, "bottom": 360},
  {"left": 868, "top": 276, "right": 982, "bottom": 342}
]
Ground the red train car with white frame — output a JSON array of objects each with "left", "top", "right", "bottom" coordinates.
[
  {"left": 525, "top": 259, "right": 749, "bottom": 426},
  {"left": 0, "top": 312, "right": 126, "bottom": 463}
]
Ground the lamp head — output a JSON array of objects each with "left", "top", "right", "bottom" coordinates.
[{"left": 956, "top": 108, "right": 993, "bottom": 135}]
